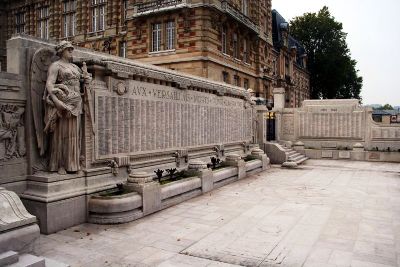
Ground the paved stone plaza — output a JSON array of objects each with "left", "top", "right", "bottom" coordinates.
[{"left": 33, "top": 160, "right": 400, "bottom": 267}]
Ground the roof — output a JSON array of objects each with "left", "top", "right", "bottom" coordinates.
[
  {"left": 272, "top": 10, "right": 307, "bottom": 68},
  {"left": 372, "top": 110, "right": 393, "bottom": 116}
]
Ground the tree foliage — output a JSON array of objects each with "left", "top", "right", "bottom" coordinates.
[
  {"left": 375, "top": 104, "right": 394, "bottom": 110},
  {"left": 290, "top": 7, "right": 363, "bottom": 100}
]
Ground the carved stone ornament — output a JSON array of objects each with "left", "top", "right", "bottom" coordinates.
[
  {"left": 0, "top": 104, "right": 25, "bottom": 160},
  {"left": 30, "top": 41, "right": 93, "bottom": 174},
  {"left": 114, "top": 81, "right": 128, "bottom": 95},
  {"left": 0, "top": 187, "right": 36, "bottom": 232}
]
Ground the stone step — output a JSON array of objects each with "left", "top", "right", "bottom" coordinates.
[
  {"left": 286, "top": 150, "right": 297, "bottom": 156},
  {"left": 8, "top": 254, "right": 45, "bottom": 267},
  {"left": 295, "top": 156, "right": 308, "bottom": 165},
  {"left": 288, "top": 154, "right": 304, "bottom": 161},
  {"left": 0, "top": 251, "right": 19, "bottom": 266}
]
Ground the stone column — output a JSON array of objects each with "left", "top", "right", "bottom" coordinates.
[
  {"left": 250, "top": 148, "right": 270, "bottom": 170},
  {"left": 224, "top": 154, "right": 246, "bottom": 179},
  {"left": 126, "top": 171, "right": 160, "bottom": 216},
  {"left": 273, "top": 88, "right": 285, "bottom": 109},
  {"left": 187, "top": 160, "right": 213, "bottom": 193}
]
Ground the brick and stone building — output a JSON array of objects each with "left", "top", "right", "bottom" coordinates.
[{"left": 1, "top": 0, "right": 309, "bottom": 107}]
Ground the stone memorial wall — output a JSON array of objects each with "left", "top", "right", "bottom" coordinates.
[
  {"left": 274, "top": 99, "right": 400, "bottom": 151},
  {"left": 94, "top": 80, "right": 252, "bottom": 160},
  {"left": 0, "top": 35, "right": 256, "bottom": 233}
]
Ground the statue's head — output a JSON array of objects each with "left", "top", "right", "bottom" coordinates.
[{"left": 55, "top": 41, "right": 74, "bottom": 59}]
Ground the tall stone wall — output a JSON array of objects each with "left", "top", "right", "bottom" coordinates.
[{"left": 274, "top": 99, "right": 400, "bottom": 151}]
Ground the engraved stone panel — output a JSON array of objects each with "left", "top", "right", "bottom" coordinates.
[{"left": 94, "top": 81, "right": 251, "bottom": 159}]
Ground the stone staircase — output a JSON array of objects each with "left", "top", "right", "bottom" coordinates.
[
  {"left": 0, "top": 251, "right": 68, "bottom": 267},
  {"left": 277, "top": 143, "right": 308, "bottom": 165}
]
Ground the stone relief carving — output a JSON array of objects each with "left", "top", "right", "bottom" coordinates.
[
  {"left": 0, "top": 104, "right": 25, "bottom": 160},
  {"left": 30, "top": 41, "right": 92, "bottom": 174}
]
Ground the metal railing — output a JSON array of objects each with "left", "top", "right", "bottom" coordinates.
[{"left": 135, "top": 0, "right": 184, "bottom": 14}]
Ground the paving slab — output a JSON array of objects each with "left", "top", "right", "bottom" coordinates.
[{"left": 31, "top": 160, "right": 400, "bottom": 266}]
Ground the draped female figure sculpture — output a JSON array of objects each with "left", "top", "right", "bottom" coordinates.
[{"left": 31, "top": 41, "right": 92, "bottom": 174}]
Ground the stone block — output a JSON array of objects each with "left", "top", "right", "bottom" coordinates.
[
  {"left": 224, "top": 154, "right": 246, "bottom": 180},
  {"left": 22, "top": 195, "right": 87, "bottom": 234},
  {"left": 338, "top": 151, "right": 351, "bottom": 159},
  {"left": 0, "top": 188, "right": 40, "bottom": 252},
  {"left": 353, "top": 143, "right": 364, "bottom": 152},
  {"left": 0, "top": 251, "right": 18, "bottom": 266},
  {"left": 282, "top": 161, "right": 298, "bottom": 168},
  {"left": 9, "top": 253, "right": 45, "bottom": 267},
  {"left": 250, "top": 148, "right": 270, "bottom": 170},
  {"left": 0, "top": 224, "right": 39, "bottom": 254},
  {"left": 351, "top": 151, "right": 365, "bottom": 161},
  {"left": 127, "top": 172, "right": 161, "bottom": 216},
  {"left": 321, "top": 151, "right": 333, "bottom": 158}
]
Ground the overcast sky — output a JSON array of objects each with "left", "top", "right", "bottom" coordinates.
[{"left": 272, "top": 0, "right": 400, "bottom": 107}]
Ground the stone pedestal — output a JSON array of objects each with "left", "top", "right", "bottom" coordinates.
[
  {"left": 0, "top": 187, "right": 39, "bottom": 253},
  {"left": 273, "top": 88, "right": 285, "bottom": 109},
  {"left": 250, "top": 148, "right": 270, "bottom": 170},
  {"left": 127, "top": 172, "right": 160, "bottom": 216},
  {"left": 351, "top": 143, "right": 366, "bottom": 161},
  {"left": 188, "top": 160, "right": 213, "bottom": 193},
  {"left": 353, "top": 143, "right": 364, "bottom": 152},
  {"left": 293, "top": 141, "right": 305, "bottom": 151},
  {"left": 224, "top": 154, "right": 246, "bottom": 179}
]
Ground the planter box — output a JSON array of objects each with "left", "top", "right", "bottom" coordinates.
[{"left": 88, "top": 191, "right": 143, "bottom": 224}]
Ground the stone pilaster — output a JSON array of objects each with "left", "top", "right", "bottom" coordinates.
[
  {"left": 273, "top": 88, "right": 285, "bottom": 109},
  {"left": 127, "top": 171, "right": 160, "bottom": 216},
  {"left": 224, "top": 154, "right": 246, "bottom": 179},
  {"left": 188, "top": 160, "right": 213, "bottom": 193}
]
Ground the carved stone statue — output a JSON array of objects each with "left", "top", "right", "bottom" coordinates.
[{"left": 31, "top": 41, "right": 92, "bottom": 174}]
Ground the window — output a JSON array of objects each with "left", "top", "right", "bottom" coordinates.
[
  {"left": 233, "top": 33, "right": 238, "bottom": 58},
  {"left": 119, "top": 41, "right": 126, "bottom": 57},
  {"left": 243, "top": 79, "right": 249, "bottom": 89},
  {"left": 122, "top": 0, "right": 128, "bottom": 22},
  {"left": 92, "top": 0, "right": 106, "bottom": 32},
  {"left": 221, "top": 26, "right": 227, "bottom": 54},
  {"left": 243, "top": 39, "right": 248, "bottom": 63},
  {"left": 242, "top": 0, "right": 248, "bottom": 16},
  {"left": 152, "top": 23, "right": 162, "bottom": 52},
  {"left": 63, "top": 0, "right": 76, "bottom": 37},
  {"left": 165, "top": 21, "right": 175, "bottom": 50},
  {"left": 38, "top": 6, "right": 49, "bottom": 39},
  {"left": 150, "top": 21, "right": 176, "bottom": 52},
  {"left": 234, "top": 75, "right": 240, "bottom": 86},
  {"left": 285, "top": 56, "right": 290, "bottom": 76},
  {"left": 222, "top": 71, "right": 229, "bottom": 83},
  {"left": 15, "top": 12, "right": 25, "bottom": 34}
]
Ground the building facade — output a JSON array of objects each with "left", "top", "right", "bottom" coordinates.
[{"left": 2, "top": 0, "right": 309, "bottom": 107}]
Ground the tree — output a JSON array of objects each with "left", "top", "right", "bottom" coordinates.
[
  {"left": 290, "top": 6, "right": 363, "bottom": 100},
  {"left": 375, "top": 104, "right": 394, "bottom": 110}
]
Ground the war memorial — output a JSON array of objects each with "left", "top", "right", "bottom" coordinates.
[{"left": 0, "top": 35, "right": 399, "bottom": 266}]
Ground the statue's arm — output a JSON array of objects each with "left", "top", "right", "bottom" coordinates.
[{"left": 46, "top": 64, "right": 66, "bottom": 111}]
